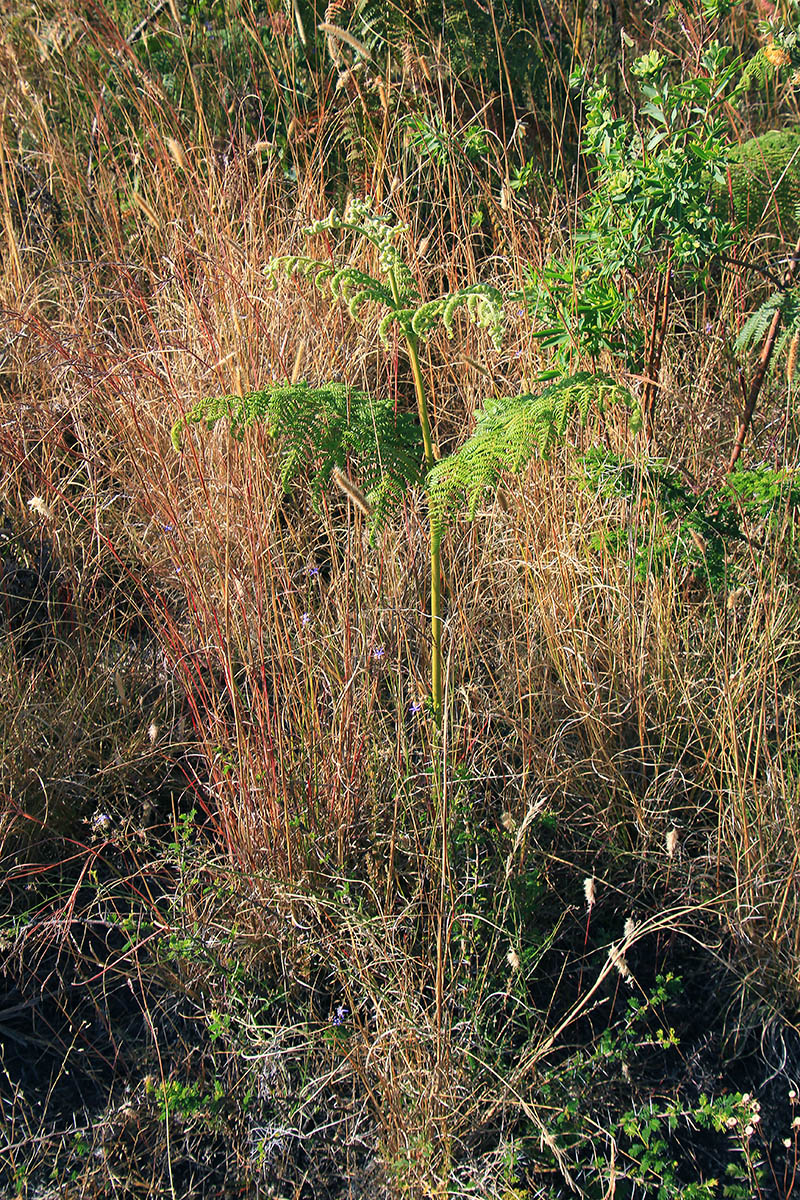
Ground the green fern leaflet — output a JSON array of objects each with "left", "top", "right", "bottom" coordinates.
[
  {"left": 736, "top": 287, "right": 800, "bottom": 366},
  {"left": 428, "top": 373, "right": 638, "bottom": 548},
  {"left": 171, "top": 380, "right": 423, "bottom": 533}
]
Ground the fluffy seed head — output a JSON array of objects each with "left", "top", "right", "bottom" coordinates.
[
  {"left": 331, "top": 466, "right": 372, "bottom": 517},
  {"left": 609, "top": 942, "right": 633, "bottom": 984},
  {"left": 165, "top": 137, "right": 187, "bottom": 170},
  {"left": 28, "top": 496, "right": 53, "bottom": 520}
]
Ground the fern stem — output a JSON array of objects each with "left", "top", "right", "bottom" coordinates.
[
  {"left": 391, "top": 272, "right": 447, "bottom": 1057},
  {"left": 430, "top": 537, "right": 443, "bottom": 725},
  {"left": 410, "top": 335, "right": 443, "bottom": 723},
  {"left": 406, "top": 335, "right": 436, "bottom": 469},
  {"left": 388, "top": 266, "right": 443, "bottom": 724}
]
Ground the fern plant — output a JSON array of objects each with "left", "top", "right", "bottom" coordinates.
[
  {"left": 173, "top": 198, "right": 635, "bottom": 724},
  {"left": 713, "top": 129, "right": 800, "bottom": 240},
  {"left": 176, "top": 197, "right": 509, "bottom": 724}
]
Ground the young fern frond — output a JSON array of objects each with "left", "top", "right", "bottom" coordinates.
[
  {"left": 268, "top": 235, "right": 414, "bottom": 337},
  {"left": 378, "top": 307, "right": 417, "bottom": 345},
  {"left": 171, "top": 381, "right": 423, "bottom": 535},
  {"left": 269, "top": 199, "right": 511, "bottom": 357},
  {"left": 267, "top": 254, "right": 333, "bottom": 290},
  {"left": 330, "top": 266, "right": 394, "bottom": 313},
  {"left": 305, "top": 199, "right": 419, "bottom": 304},
  {"left": 411, "top": 283, "right": 506, "bottom": 351},
  {"left": 267, "top": 255, "right": 395, "bottom": 312},
  {"left": 427, "top": 373, "right": 637, "bottom": 548}
]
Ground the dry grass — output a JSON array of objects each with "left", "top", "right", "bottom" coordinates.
[{"left": 2, "top": 2, "right": 800, "bottom": 1196}]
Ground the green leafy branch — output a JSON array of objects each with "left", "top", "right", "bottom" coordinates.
[{"left": 581, "top": 450, "right": 800, "bottom": 590}]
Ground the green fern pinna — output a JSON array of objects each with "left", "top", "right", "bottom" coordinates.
[{"left": 172, "top": 198, "right": 635, "bottom": 723}]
